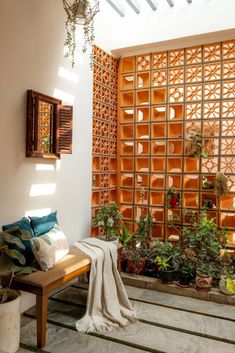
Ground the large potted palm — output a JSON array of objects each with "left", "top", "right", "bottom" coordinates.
[{"left": 0, "top": 227, "right": 36, "bottom": 353}]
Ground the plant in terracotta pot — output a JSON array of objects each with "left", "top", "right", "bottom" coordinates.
[
  {"left": 0, "top": 227, "right": 36, "bottom": 353},
  {"left": 166, "top": 187, "right": 180, "bottom": 208},
  {"left": 202, "top": 176, "right": 214, "bottom": 190},
  {"left": 92, "top": 204, "right": 122, "bottom": 241},
  {"left": 186, "top": 131, "right": 208, "bottom": 158},
  {"left": 178, "top": 247, "right": 197, "bottom": 287},
  {"left": 117, "top": 221, "right": 137, "bottom": 272},
  {"left": 214, "top": 172, "right": 228, "bottom": 196},
  {"left": 126, "top": 246, "right": 145, "bottom": 275},
  {"left": 136, "top": 208, "right": 155, "bottom": 244},
  {"left": 142, "top": 241, "right": 160, "bottom": 278},
  {"left": 155, "top": 241, "right": 180, "bottom": 284},
  {"left": 203, "top": 199, "right": 215, "bottom": 209},
  {"left": 181, "top": 211, "right": 227, "bottom": 290},
  {"left": 195, "top": 262, "right": 216, "bottom": 292}
]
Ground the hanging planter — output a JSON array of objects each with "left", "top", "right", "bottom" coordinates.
[
  {"left": 63, "top": 0, "right": 99, "bottom": 67},
  {"left": 186, "top": 131, "right": 207, "bottom": 158},
  {"left": 167, "top": 187, "right": 180, "bottom": 208},
  {"left": 214, "top": 172, "right": 228, "bottom": 196}
]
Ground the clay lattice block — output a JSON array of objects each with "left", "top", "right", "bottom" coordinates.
[
  {"left": 91, "top": 46, "right": 118, "bottom": 226},
  {"left": 115, "top": 40, "right": 235, "bottom": 243}
]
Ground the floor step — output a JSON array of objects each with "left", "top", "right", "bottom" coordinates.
[{"left": 24, "top": 297, "right": 235, "bottom": 353}]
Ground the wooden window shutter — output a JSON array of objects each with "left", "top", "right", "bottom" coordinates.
[{"left": 56, "top": 105, "right": 73, "bottom": 154}]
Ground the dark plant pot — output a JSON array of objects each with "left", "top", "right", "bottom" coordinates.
[
  {"left": 160, "top": 270, "right": 174, "bottom": 284},
  {"left": 144, "top": 261, "right": 158, "bottom": 277},
  {"left": 127, "top": 260, "right": 145, "bottom": 275},
  {"left": 178, "top": 273, "right": 192, "bottom": 287},
  {"left": 121, "top": 256, "right": 127, "bottom": 272}
]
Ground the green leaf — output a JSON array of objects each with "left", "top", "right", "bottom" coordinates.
[
  {"left": 3, "top": 233, "right": 25, "bottom": 250},
  {"left": 4, "top": 249, "right": 26, "bottom": 265},
  {"left": 11, "top": 264, "right": 37, "bottom": 276}
]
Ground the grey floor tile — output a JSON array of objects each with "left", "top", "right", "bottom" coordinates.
[
  {"left": 125, "top": 285, "right": 235, "bottom": 320},
  {"left": 25, "top": 298, "right": 235, "bottom": 353},
  {"left": 21, "top": 320, "right": 147, "bottom": 353}
]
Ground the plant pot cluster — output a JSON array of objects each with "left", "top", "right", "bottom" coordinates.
[{"left": 121, "top": 211, "right": 235, "bottom": 294}]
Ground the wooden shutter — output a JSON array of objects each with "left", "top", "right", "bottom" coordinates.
[{"left": 56, "top": 105, "right": 73, "bottom": 154}]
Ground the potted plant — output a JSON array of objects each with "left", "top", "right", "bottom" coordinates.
[
  {"left": 117, "top": 221, "right": 136, "bottom": 272},
  {"left": 167, "top": 187, "right": 180, "bottom": 208},
  {"left": 126, "top": 247, "right": 145, "bottom": 275},
  {"left": 0, "top": 227, "right": 36, "bottom": 353},
  {"left": 203, "top": 199, "right": 215, "bottom": 209},
  {"left": 202, "top": 176, "right": 214, "bottom": 190},
  {"left": 178, "top": 247, "right": 197, "bottom": 287},
  {"left": 186, "top": 131, "right": 208, "bottom": 158},
  {"left": 63, "top": 0, "right": 99, "bottom": 67},
  {"left": 92, "top": 204, "right": 122, "bottom": 241},
  {"left": 214, "top": 172, "right": 228, "bottom": 196},
  {"left": 195, "top": 262, "right": 216, "bottom": 292},
  {"left": 219, "top": 270, "right": 235, "bottom": 295},
  {"left": 135, "top": 208, "right": 155, "bottom": 244},
  {"left": 143, "top": 241, "right": 160, "bottom": 278},
  {"left": 181, "top": 211, "right": 227, "bottom": 291},
  {"left": 155, "top": 241, "right": 180, "bottom": 284}
]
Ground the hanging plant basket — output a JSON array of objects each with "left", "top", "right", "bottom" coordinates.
[{"left": 63, "top": 0, "right": 99, "bottom": 67}]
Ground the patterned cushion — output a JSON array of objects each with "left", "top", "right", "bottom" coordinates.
[
  {"left": 2, "top": 217, "right": 34, "bottom": 264},
  {"left": 30, "top": 225, "right": 69, "bottom": 271}
]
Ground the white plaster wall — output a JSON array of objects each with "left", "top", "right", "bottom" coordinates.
[
  {"left": 95, "top": 0, "right": 235, "bottom": 53},
  {"left": 0, "top": 0, "right": 93, "bottom": 243}
]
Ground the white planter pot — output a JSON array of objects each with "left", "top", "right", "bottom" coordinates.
[{"left": 0, "top": 289, "right": 21, "bottom": 353}]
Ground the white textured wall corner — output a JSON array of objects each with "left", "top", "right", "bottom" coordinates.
[
  {"left": 94, "top": 0, "right": 235, "bottom": 53},
  {"left": 0, "top": 0, "right": 93, "bottom": 243}
]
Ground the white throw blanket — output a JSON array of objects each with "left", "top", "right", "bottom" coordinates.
[{"left": 74, "top": 238, "right": 137, "bottom": 333}]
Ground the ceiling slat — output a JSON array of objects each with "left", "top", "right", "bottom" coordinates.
[
  {"left": 105, "top": 0, "right": 125, "bottom": 17},
  {"left": 125, "top": 0, "right": 141, "bottom": 14},
  {"left": 166, "top": 0, "right": 174, "bottom": 7},
  {"left": 146, "top": 0, "right": 157, "bottom": 11}
]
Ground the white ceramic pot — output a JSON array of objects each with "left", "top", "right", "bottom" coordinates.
[
  {"left": 219, "top": 275, "right": 235, "bottom": 295},
  {"left": 0, "top": 289, "right": 21, "bottom": 353}
]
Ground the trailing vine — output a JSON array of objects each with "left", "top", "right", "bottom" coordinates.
[{"left": 63, "top": 0, "right": 99, "bottom": 67}]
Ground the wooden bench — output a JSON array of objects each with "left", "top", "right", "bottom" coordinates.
[{"left": 11, "top": 245, "right": 122, "bottom": 349}]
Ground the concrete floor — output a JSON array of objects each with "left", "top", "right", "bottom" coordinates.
[{"left": 18, "top": 283, "right": 235, "bottom": 353}]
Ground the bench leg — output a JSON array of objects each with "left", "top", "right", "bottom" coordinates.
[{"left": 36, "top": 294, "right": 48, "bottom": 348}]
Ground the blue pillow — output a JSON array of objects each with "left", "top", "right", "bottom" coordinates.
[
  {"left": 2, "top": 217, "right": 35, "bottom": 264},
  {"left": 29, "top": 211, "right": 58, "bottom": 237},
  {"left": 2, "top": 217, "right": 34, "bottom": 236}
]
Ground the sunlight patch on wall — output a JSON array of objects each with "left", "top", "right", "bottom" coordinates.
[
  {"left": 30, "top": 183, "right": 56, "bottom": 197},
  {"left": 53, "top": 88, "right": 75, "bottom": 104},
  {"left": 25, "top": 208, "right": 52, "bottom": 217},
  {"left": 56, "top": 159, "right": 61, "bottom": 171},
  {"left": 58, "top": 67, "right": 79, "bottom": 84},
  {"left": 36, "top": 164, "right": 55, "bottom": 171}
]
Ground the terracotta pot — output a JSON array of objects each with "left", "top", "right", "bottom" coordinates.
[
  {"left": 127, "top": 260, "right": 145, "bottom": 275},
  {"left": 196, "top": 273, "right": 212, "bottom": 292}
]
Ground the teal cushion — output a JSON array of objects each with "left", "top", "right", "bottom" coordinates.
[
  {"left": 2, "top": 217, "right": 34, "bottom": 236},
  {"left": 29, "top": 211, "right": 58, "bottom": 237},
  {"left": 2, "top": 218, "right": 34, "bottom": 264}
]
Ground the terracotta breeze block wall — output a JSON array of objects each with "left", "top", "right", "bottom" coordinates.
[
  {"left": 91, "top": 46, "right": 119, "bottom": 236},
  {"left": 118, "top": 40, "right": 235, "bottom": 246}
]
